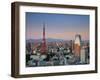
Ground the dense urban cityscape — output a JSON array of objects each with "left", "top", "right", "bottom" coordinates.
[{"left": 26, "top": 24, "right": 89, "bottom": 67}]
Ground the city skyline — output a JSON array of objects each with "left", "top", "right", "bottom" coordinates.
[{"left": 26, "top": 12, "right": 89, "bottom": 40}]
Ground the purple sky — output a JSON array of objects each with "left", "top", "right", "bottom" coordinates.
[{"left": 26, "top": 12, "right": 89, "bottom": 40}]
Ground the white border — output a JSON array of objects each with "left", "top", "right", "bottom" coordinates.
[{"left": 19, "top": 5, "right": 95, "bottom": 74}]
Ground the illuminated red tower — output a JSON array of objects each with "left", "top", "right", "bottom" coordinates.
[{"left": 40, "top": 23, "right": 46, "bottom": 54}]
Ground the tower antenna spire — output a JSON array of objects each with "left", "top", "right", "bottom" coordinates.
[{"left": 40, "top": 22, "right": 46, "bottom": 54}]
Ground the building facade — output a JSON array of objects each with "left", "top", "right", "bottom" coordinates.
[{"left": 74, "top": 34, "right": 81, "bottom": 59}]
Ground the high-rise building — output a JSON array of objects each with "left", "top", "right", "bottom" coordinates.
[
  {"left": 26, "top": 42, "right": 32, "bottom": 54},
  {"left": 74, "top": 34, "right": 81, "bottom": 58},
  {"left": 70, "top": 40, "right": 74, "bottom": 53},
  {"left": 80, "top": 46, "right": 86, "bottom": 63},
  {"left": 40, "top": 23, "right": 47, "bottom": 54}
]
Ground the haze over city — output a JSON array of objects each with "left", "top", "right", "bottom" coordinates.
[
  {"left": 26, "top": 12, "right": 89, "bottom": 40},
  {"left": 26, "top": 12, "right": 90, "bottom": 67}
]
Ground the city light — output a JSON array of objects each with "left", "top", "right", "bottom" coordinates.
[{"left": 26, "top": 23, "right": 89, "bottom": 67}]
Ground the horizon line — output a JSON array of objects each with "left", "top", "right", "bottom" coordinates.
[{"left": 26, "top": 38, "right": 89, "bottom": 41}]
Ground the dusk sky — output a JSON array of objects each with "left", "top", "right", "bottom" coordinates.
[{"left": 26, "top": 12, "right": 89, "bottom": 40}]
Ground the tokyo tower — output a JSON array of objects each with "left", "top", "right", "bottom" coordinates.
[{"left": 40, "top": 23, "right": 47, "bottom": 54}]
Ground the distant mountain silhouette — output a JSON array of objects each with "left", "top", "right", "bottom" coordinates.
[
  {"left": 26, "top": 38, "right": 89, "bottom": 43},
  {"left": 26, "top": 38, "right": 66, "bottom": 43}
]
